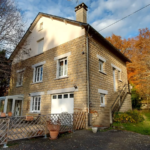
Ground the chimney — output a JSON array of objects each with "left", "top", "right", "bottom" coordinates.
[{"left": 75, "top": 3, "right": 88, "bottom": 23}]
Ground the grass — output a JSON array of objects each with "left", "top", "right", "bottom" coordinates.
[{"left": 112, "top": 111, "right": 150, "bottom": 135}]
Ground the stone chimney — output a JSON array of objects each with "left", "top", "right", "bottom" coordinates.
[{"left": 75, "top": 3, "right": 88, "bottom": 23}]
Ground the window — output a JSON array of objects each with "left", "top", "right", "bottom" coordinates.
[
  {"left": 100, "top": 94, "right": 105, "bottom": 107},
  {"left": 31, "top": 96, "right": 41, "bottom": 113},
  {"left": 39, "top": 22, "right": 43, "bottom": 30},
  {"left": 37, "top": 39, "right": 44, "bottom": 54},
  {"left": 99, "top": 60, "right": 104, "bottom": 72},
  {"left": 34, "top": 66, "right": 43, "bottom": 83},
  {"left": 58, "top": 58, "right": 68, "bottom": 77},
  {"left": 118, "top": 71, "right": 121, "bottom": 80},
  {"left": 16, "top": 71, "right": 24, "bottom": 86}
]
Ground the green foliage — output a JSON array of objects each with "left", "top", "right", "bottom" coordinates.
[
  {"left": 131, "top": 85, "right": 141, "bottom": 109},
  {"left": 113, "top": 110, "right": 150, "bottom": 135},
  {"left": 114, "top": 110, "right": 144, "bottom": 123}
]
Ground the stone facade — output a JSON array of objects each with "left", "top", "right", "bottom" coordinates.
[
  {"left": 9, "top": 28, "right": 132, "bottom": 127},
  {"left": 9, "top": 35, "right": 88, "bottom": 116},
  {"left": 88, "top": 36, "right": 131, "bottom": 126}
]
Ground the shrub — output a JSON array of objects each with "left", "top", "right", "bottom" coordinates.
[{"left": 114, "top": 110, "right": 144, "bottom": 123}]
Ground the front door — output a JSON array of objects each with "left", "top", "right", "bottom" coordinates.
[{"left": 15, "top": 100, "right": 22, "bottom": 116}]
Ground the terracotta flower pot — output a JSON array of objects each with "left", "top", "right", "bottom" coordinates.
[
  {"left": 1, "top": 113, "right": 6, "bottom": 117},
  {"left": 49, "top": 130, "right": 59, "bottom": 140},
  {"left": 8, "top": 112, "right": 12, "bottom": 117}
]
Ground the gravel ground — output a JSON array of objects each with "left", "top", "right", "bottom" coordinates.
[{"left": 1, "top": 130, "right": 150, "bottom": 150}]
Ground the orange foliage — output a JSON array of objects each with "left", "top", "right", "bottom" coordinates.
[{"left": 106, "top": 28, "right": 150, "bottom": 97}]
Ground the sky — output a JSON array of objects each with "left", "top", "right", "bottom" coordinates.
[{"left": 16, "top": 0, "right": 150, "bottom": 39}]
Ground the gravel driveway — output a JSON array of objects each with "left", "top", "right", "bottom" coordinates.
[{"left": 1, "top": 130, "right": 150, "bottom": 150}]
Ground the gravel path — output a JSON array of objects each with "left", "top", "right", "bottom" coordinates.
[{"left": 1, "top": 130, "right": 150, "bottom": 150}]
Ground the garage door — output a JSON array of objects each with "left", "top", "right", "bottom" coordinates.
[{"left": 51, "top": 93, "right": 74, "bottom": 114}]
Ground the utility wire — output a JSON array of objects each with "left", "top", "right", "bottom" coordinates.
[{"left": 99, "top": 3, "right": 150, "bottom": 32}]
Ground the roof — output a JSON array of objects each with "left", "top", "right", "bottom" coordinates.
[{"left": 10, "top": 12, "right": 131, "bottom": 62}]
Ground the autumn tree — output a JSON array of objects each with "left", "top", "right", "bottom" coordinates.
[{"left": 106, "top": 28, "right": 150, "bottom": 108}]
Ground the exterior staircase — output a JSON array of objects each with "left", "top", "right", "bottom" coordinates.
[{"left": 110, "top": 84, "right": 129, "bottom": 124}]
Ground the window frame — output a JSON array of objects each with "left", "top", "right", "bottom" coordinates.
[
  {"left": 30, "top": 96, "right": 41, "bottom": 113},
  {"left": 58, "top": 57, "right": 68, "bottom": 78},
  {"left": 118, "top": 70, "right": 122, "bottom": 81},
  {"left": 100, "top": 94, "right": 105, "bottom": 107},
  {"left": 16, "top": 71, "right": 24, "bottom": 87},
  {"left": 33, "top": 65, "right": 43, "bottom": 83},
  {"left": 99, "top": 60, "right": 104, "bottom": 72}
]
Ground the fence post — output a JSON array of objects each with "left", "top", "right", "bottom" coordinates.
[
  {"left": 44, "top": 115, "right": 47, "bottom": 139},
  {"left": 3, "top": 119, "right": 10, "bottom": 148}
]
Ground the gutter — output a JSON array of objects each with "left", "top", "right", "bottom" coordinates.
[{"left": 86, "top": 25, "right": 90, "bottom": 125}]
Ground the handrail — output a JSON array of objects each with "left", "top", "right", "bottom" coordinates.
[{"left": 111, "top": 84, "right": 127, "bottom": 109}]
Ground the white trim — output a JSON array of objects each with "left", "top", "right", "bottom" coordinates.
[
  {"left": 100, "top": 94, "right": 105, "bottom": 107},
  {"left": 97, "top": 54, "right": 106, "bottom": 62},
  {"left": 30, "top": 92, "right": 45, "bottom": 97},
  {"left": 32, "top": 61, "right": 46, "bottom": 68},
  {"left": 111, "top": 64, "right": 121, "bottom": 71},
  {"left": 98, "top": 89, "right": 108, "bottom": 95},
  {"left": 99, "top": 70, "right": 107, "bottom": 75},
  {"left": 54, "top": 52, "right": 71, "bottom": 60},
  {"left": 47, "top": 87, "right": 78, "bottom": 95},
  {"left": 16, "top": 68, "right": 25, "bottom": 73}
]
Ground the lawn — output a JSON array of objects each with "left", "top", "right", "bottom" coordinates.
[{"left": 112, "top": 110, "right": 150, "bottom": 135}]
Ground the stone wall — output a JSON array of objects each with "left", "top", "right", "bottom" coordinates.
[
  {"left": 9, "top": 35, "right": 88, "bottom": 116},
  {"left": 88, "top": 36, "right": 130, "bottom": 126}
]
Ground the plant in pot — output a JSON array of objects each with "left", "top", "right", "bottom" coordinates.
[{"left": 47, "top": 118, "right": 60, "bottom": 140}]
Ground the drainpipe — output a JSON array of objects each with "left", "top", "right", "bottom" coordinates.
[{"left": 86, "top": 25, "right": 90, "bottom": 126}]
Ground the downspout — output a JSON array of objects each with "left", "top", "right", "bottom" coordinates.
[{"left": 86, "top": 25, "right": 90, "bottom": 126}]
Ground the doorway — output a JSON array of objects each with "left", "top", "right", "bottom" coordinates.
[{"left": 14, "top": 100, "right": 22, "bottom": 116}]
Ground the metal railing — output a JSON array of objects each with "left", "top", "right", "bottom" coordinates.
[{"left": 110, "top": 84, "right": 129, "bottom": 124}]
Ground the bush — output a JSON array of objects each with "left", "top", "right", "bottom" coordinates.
[
  {"left": 114, "top": 110, "right": 144, "bottom": 123},
  {"left": 131, "top": 86, "right": 141, "bottom": 109}
]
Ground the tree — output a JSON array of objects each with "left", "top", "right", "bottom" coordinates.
[
  {"left": 0, "top": 0, "right": 25, "bottom": 54},
  {"left": 106, "top": 28, "right": 150, "bottom": 108}
]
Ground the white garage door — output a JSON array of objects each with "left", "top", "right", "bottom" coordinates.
[{"left": 51, "top": 93, "right": 74, "bottom": 114}]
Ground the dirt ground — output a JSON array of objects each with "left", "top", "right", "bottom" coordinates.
[{"left": 1, "top": 129, "right": 150, "bottom": 150}]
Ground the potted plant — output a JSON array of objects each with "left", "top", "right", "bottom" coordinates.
[{"left": 47, "top": 119, "right": 60, "bottom": 140}]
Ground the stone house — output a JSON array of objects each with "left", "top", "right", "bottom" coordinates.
[{"left": 0, "top": 3, "right": 132, "bottom": 126}]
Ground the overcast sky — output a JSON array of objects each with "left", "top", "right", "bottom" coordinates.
[{"left": 16, "top": 0, "right": 150, "bottom": 39}]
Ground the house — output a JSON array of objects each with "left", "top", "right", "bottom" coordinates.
[{"left": 0, "top": 3, "right": 132, "bottom": 126}]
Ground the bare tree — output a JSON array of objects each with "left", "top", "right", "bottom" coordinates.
[{"left": 0, "top": 0, "right": 25, "bottom": 54}]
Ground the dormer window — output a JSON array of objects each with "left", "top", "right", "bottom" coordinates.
[{"left": 39, "top": 22, "right": 43, "bottom": 30}]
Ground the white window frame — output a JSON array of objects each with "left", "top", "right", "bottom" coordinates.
[
  {"left": 98, "top": 89, "right": 108, "bottom": 107},
  {"left": 100, "top": 94, "right": 105, "bottom": 107},
  {"left": 99, "top": 60, "right": 104, "bottom": 72},
  {"left": 54, "top": 52, "right": 71, "bottom": 79},
  {"left": 34, "top": 65, "right": 43, "bottom": 83},
  {"left": 58, "top": 58, "right": 68, "bottom": 78},
  {"left": 30, "top": 96, "right": 41, "bottom": 113},
  {"left": 32, "top": 61, "right": 46, "bottom": 83},
  {"left": 97, "top": 54, "right": 106, "bottom": 74}
]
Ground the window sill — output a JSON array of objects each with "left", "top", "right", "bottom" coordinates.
[
  {"left": 119, "top": 79, "right": 122, "bottom": 82},
  {"left": 100, "top": 105, "right": 105, "bottom": 108},
  {"left": 16, "top": 85, "right": 23, "bottom": 88},
  {"left": 29, "top": 112, "right": 41, "bottom": 114},
  {"left": 99, "top": 70, "right": 107, "bottom": 75},
  {"left": 31, "top": 81, "right": 43, "bottom": 85},
  {"left": 55, "top": 76, "right": 69, "bottom": 80}
]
